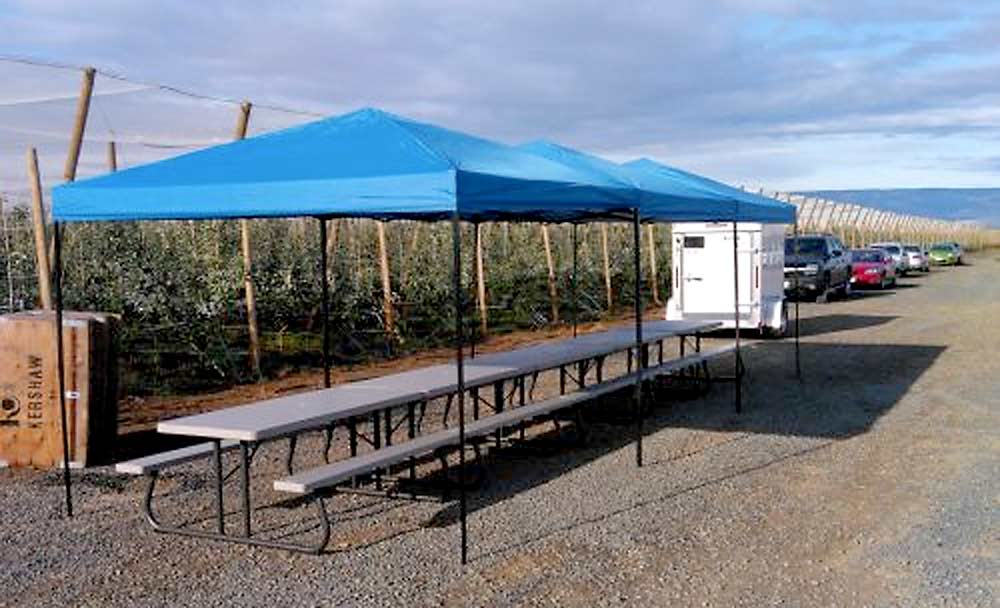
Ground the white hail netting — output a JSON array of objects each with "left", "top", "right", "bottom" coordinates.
[
  {"left": 0, "top": 60, "right": 320, "bottom": 315},
  {"left": 0, "top": 60, "right": 315, "bottom": 204}
]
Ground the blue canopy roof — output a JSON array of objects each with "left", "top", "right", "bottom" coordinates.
[
  {"left": 518, "top": 141, "right": 739, "bottom": 223},
  {"left": 623, "top": 158, "right": 795, "bottom": 224},
  {"left": 53, "top": 108, "right": 636, "bottom": 223}
]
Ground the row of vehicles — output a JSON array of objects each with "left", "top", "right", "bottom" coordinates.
[
  {"left": 664, "top": 222, "right": 966, "bottom": 338},
  {"left": 783, "top": 235, "right": 965, "bottom": 300}
]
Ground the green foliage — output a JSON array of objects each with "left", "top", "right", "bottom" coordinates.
[{"left": 0, "top": 215, "right": 672, "bottom": 395}]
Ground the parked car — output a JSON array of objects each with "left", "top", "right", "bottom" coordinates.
[
  {"left": 928, "top": 241, "right": 964, "bottom": 265},
  {"left": 849, "top": 249, "right": 896, "bottom": 289},
  {"left": 784, "top": 234, "right": 853, "bottom": 301},
  {"left": 903, "top": 244, "right": 929, "bottom": 272},
  {"left": 869, "top": 242, "right": 909, "bottom": 275}
]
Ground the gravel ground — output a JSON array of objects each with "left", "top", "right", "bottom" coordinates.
[{"left": 1, "top": 253, "right": 997, "bottom": 607}]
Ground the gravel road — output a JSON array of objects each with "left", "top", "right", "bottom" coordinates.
[{"left": 1, "top": 253, "right": 997, "bottom": 607}]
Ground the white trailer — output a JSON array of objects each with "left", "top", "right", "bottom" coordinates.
[{"left": 666, "top": 222, "right": 787, "bottom": 337}]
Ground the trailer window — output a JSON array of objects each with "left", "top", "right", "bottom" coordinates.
[{"left": 683, "top": 236, "right": 705, "bottom": 248}]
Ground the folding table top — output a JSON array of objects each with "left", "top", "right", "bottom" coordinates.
[{"left": 157, "top": 319, "right": 720, "bottom": 442}]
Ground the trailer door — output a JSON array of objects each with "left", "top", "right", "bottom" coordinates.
[{"left": 680, "top": 230, "right": 752, "bottom": 315}]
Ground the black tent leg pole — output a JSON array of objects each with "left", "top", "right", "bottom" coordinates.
[
  {"left": 53, "top": 221, "right": 73, "bottom": 517},
  {"left": 320, "top": 219, "right": 331, "bottom": 389},
  {"left": 470, "top": 221, "right": 477, "bottom": 359},
  {"left": 451, "top": 216, "right": 468, "bottom": 565},
  {"left": 733, "top": 218, "right": 742, "bottom": 414},
  {"left": 632, "top": 211, "right": 643, "bottom": 467},
  {"left": 794, "top": 218, "right": 801, "bottom": 381},
  {"left": 572, "top": 224, "right": 578, "bottom": 338}
]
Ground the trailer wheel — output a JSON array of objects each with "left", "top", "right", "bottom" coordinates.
[{"left": 761, "top": 302, "right": 788, "bottom": 339}]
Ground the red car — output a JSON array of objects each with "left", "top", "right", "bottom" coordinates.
[{"left": 850, "top": 249, "right": 896, "bottom": 289}]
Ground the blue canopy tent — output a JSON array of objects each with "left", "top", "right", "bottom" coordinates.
[
  {"left": 518, "top": 142, "right": 798, "bottom": 429},
  {"left": 49, "top": 108, "right": 651, "bottom": 559},
  {"left": 49, "top": 108, "right": 794, "bottom": 560},
  {"left": 54, "top": 108, "right": 637, "bottom": 223},
  {"left": 622, "top": 158, "right": 795, "bottom": 224},
  {"left": 622, "top": 157, "right": 801, "bottom": 383}
]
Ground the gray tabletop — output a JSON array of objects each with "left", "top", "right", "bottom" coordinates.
[{"left": 157, "top": 319, "right": 720, "bottom": 442}]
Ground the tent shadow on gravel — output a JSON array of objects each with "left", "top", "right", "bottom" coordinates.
[
  {"left": 791, "top": 314, "right": 897, "bottom": 338},
  {"left": 424, "top": 340, "right": 945, "bottom": 531}
]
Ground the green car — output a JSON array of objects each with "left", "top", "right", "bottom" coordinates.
[{"left": 928, "top": 242, "right": 963, "bottom": 265}]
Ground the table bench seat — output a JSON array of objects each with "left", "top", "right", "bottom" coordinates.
[
  {"left": 273, "top": 344, "right": 736, "bottom": 496},
  {"left": 116, "top": 440, "right": 240, "bottom": 475}
]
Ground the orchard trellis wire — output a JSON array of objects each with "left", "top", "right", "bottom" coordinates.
[{"left": 0, "top": 56, "right": 996, "bottom": 399}]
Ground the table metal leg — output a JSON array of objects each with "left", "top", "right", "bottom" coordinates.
[
  {"left": 213, "top": 439, "right": 225, "bottom": 535},
  {"left": 408, "top": 402, "right": 418, "bottom": 496},
  {"left": 239, "top": 441, "right": 251, "bottom": 537},
  {"left": 286, "top": 435, "right": 298, "bottom": 475},
  {"left": 493, "top": 380, "right": 504, "bottom": 449},
  {"left": 372, "top": 412, "right": 382, "bottom": 490},
  {"left": 384, "top": 408, "right": 393, "bottom": 447},
  {"left": 518, "top": 375, "right": 527, "bottom": 440}
]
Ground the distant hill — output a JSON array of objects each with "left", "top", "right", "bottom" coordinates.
[{"left": 795, "top": 188, "right": 1000, "bottom": 227}]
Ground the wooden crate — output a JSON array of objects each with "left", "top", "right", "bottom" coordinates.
[{"left": 0, "top": 311, "right": 118, "bottom": 468}]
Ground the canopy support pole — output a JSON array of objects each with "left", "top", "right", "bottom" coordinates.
[
  {"left": 319, "top": 218, "right": 331, "bottom": 389},
  {"left": 451, "top": 216, "right": 469, "bottom": 565},
  {"left": 733, "top": 219, "right": 742, "bottom": 414},
  {"left": 793, "top": 217, "right": 801, "bottom": 381},
  {"left": 53, "top": 221, "right": 73, "bottom": 516},
  {"left": 572, "top": 224, "right": 579, "bottom": 338},
  {"left": 632, "top": 210, "right": 643, "bottom": 467},
  {"left": 470, "top": 221, "right": 477, "bottom": 359}
]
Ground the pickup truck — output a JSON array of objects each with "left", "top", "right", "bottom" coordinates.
[{"left": 784, "top": 234, "right": 853, "bottom": 301}]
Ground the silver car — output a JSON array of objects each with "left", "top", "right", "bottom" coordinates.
[
  {"left": 903, "top": 244, "right": 929, "bottom": 272},
  {"left": 869, "top": 242, "right": 909, "bottom": 275}
]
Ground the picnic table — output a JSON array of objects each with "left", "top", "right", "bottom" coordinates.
[{"left": 120, "top": 320, "right": 723, "bottom": 552}]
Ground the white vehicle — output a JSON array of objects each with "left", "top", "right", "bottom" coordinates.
[
  {"left": 666, "top": 222, "right": 787, "bottom": 337},
  {"left": 902, "top": 244, "right": 929, "bottom": 272},
  {"left": 869, "top": 242, "right": 909, "bottom": 275}
]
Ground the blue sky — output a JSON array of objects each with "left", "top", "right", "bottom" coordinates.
[{"left": 1, "top": 0, "right": 1000, "bottom": 194}]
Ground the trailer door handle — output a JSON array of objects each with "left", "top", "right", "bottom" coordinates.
[{"left": 685, "top": 277, "right": 702, "bottom": 282}]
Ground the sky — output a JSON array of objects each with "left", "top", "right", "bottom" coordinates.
[{"left": 2, "top": 0, "right": 1000, "bottom": 198}]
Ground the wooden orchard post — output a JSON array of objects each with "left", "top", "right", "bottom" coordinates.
[
  {"left": 646, "top": 224, "right": 660, "bottom": 305},
  {"left": 0, "top": 195, "right": 13, "bottom": 312},
  {"left": 601, "top": 224, "right": 613, "bottom": 311},
  {"left": 107, "top": 141, "right": 117, "bottom": 172},
  {"left": 802, "top": 197, "right": 822, "bottom": 232},
  {"left": 541, "top": 224, "right": 560, "bottom": 323},
  {"left": 849, "top": 206, "right": 865, "bottom": 247},
  {"left": 26, "top": 148, "right": 53, "bottom": 310},
  {"left": 233, "top": 101, "right": 261, "bottom": 376},
  {"left": 376, "top": 220, "right": 395, "bottom": 339},
  {"left": 63, "top": 67, "right": 96, "bottom": 182}
]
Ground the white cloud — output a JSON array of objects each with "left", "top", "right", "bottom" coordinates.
[{"left": 2, "top": 0, "right": 1000, "bottom": 196}]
